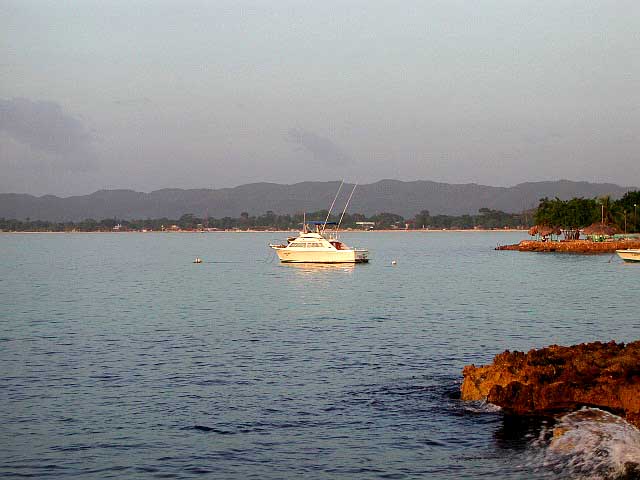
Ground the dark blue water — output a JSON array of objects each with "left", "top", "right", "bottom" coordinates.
[{"left": 1, "top": 232, "right": 638, "bottom": 479}]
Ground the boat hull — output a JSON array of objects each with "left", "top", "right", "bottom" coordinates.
[
  {"left": 616, "top": 249, "right": 640, "bottom": 263},
  {"left": 274, "top": 248, "right": 368, "bottom": 263}
]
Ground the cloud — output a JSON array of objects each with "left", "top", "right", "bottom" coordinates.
[
  {"left": 0, "top": 98, "right": 95, "bottom": 170},
  {"left": 286, "top": 128, "right": 350, "bottom": 166}
]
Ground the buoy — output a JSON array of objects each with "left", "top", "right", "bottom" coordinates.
[
  {"left": 391, "top": 260, "right": 397, "bottom": 265},
  {"left": 193, "top": 257, "right": 202, "bottom": 264}
]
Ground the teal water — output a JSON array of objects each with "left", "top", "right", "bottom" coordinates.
[{"left": 1, "top": 232, "right": 638, "bottom": 479}]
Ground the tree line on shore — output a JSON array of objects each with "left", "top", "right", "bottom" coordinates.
[
  {"left": 2, "top": 190, "right": 637, "bottom": 232},
  {"left": 534, "top": 191, "right": 639, "bottom": 232},
  {"left": 0, "top": 208, "right": 529, "bottom": 232}
]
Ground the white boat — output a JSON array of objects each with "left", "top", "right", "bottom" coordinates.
[
  {"left": 270, "top": 221, "right": 369, "bottom": 263},
  {"left": 616, "top": 249, "right": 640, "bottom": 263},
  {"left": 269, "top": 182, "right": 369, "bottom": 264}
]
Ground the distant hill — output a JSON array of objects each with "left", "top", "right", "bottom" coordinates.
[{"left": 0, "top": 180, "right": 635, "bottom": 221}]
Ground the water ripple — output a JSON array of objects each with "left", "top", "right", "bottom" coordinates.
[{"left": 1, "top": 232, "right": 637, "bottom": 479}]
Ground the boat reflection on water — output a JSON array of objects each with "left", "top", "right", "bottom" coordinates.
[{"left": 280, "top": 262, "right": 357, "bottom": 275}]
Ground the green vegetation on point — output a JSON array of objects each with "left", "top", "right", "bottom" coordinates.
[{"left": 534, "top": 191, "right": 639, "bottom": 232}]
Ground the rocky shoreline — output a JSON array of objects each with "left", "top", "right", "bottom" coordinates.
[
  {"left": 461, "top": 341, "right": 640, "bottom": 428},
  {"left": 496, "top": 239, "right": 640, "bottom": 254}
]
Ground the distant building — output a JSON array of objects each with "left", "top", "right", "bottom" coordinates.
[{"left": 355, "top": 221, "right": 375, "bottom": 230}]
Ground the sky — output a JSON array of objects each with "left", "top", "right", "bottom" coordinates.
[{"left": 1, "top": 0, "right": 639, "bottom": 196}]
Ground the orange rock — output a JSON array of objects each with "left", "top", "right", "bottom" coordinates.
[
  {"left": 461, "top": 341, "right": 640, "bottom": 428},
  {"left": 496, "top": 239, "right": 640, "bottom": 253}
]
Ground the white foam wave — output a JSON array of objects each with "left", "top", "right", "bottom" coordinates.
[
  {"left": 463, "top": 399, "right": 502, "bottom": 414},
  {"left": 530, "top": 407, "right": 640, "bottom": 479}
]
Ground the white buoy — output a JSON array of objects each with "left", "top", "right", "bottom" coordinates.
[{"left": 391, "top": 260, "right": 397, "bottom": 265}]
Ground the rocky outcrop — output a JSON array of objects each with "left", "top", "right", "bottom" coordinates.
[
  {"left": 461, "top": 341, "right": 640, "bottom": 428},
  {"left": 496, "top": 239, "right": 640, "bottom": 253}
]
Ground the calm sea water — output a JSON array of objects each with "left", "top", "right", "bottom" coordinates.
[{"left": 1, "top": 232, "right": 638, "bottom": 479}]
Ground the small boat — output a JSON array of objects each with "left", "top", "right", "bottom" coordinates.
[
  {"left": 269, "top": 182, "right": 369, "bottom": 264},
  {"left": 270, "top": 221, "right": 368, "bottom": 263},
  {"left": 616, "top": 249, "right": 640, "bottom": 263}
]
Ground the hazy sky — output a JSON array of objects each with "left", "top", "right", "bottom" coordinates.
[{"left": 2, "top": 0, "right": 639, "bottom": 196}]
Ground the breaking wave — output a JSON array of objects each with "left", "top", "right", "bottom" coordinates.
[{"left": 529, "top": 407, "right": 640, "bottom": 479}]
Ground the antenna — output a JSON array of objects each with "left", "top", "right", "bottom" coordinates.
[
  {"left": 322, "top": 180, "right": 344, "bottom": 233},
  {"left": 337, "top": 183, "right": 358, "bottom": 232}
]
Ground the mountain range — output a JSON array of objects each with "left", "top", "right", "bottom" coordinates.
[{"left": 0, "top": 180, "right": 636, "bottom": 221}]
